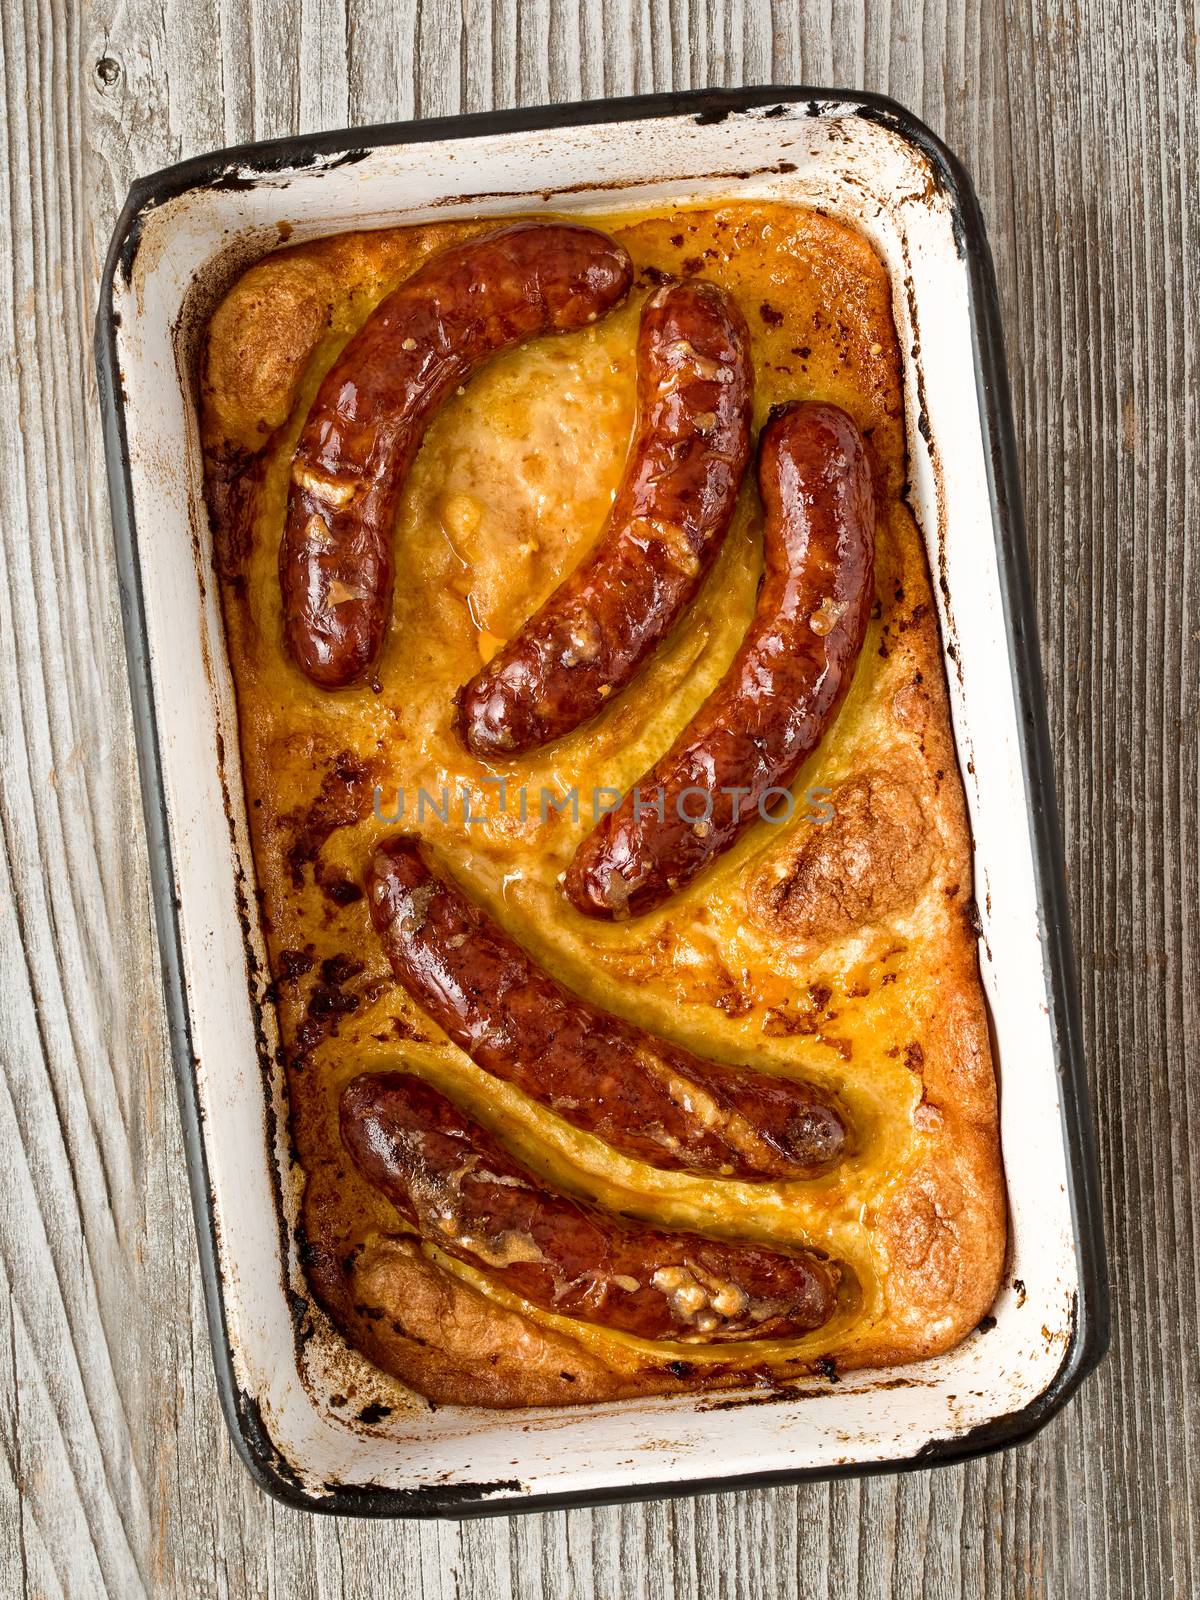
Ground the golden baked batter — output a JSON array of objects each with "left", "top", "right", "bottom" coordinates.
[{"left": 201, "top": 203, "right": 1006, "bottom": 1407}]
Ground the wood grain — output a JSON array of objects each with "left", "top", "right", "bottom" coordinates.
[{"left": 0, "top": 0, "right": 1194, "bottom": 1594}]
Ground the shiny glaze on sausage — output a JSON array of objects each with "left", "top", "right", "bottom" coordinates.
[
  {"left": 454, "top": 279, "right": 753, "bottom": 755},
  {"left": 341, "top": 1072, "right": 841, "bottom": 1342},
  {"left": 565, "top": 401, "right": 875, "bottom": 920},
  {"left": 367, "top": 835, "right": 847, "bottom": 1180},
  {"left": 280, "top": 223, "right": 634, "bottom": 688}
]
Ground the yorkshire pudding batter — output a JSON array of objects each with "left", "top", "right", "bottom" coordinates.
[{"left": 201, "top": 202, "right": 1005, "bottom": 1407}]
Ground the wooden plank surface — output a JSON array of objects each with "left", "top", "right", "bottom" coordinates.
[{"left": 1, "top": 0, "right": 1195, "bottom": 1593}]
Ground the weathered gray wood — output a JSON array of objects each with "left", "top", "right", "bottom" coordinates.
[{"left": 0, "top": 0, "right": 1194, "bottom": 1594}]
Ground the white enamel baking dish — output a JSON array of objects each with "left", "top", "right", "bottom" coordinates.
[{"left": 95, "top": 87, "right": 1107, "bottom": 1516}]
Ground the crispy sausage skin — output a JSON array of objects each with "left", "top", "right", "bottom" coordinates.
[
  {"left": 367, "top": 835, "right": 847, "bottom": 1180},
  {"left": 565, "top": 401, "right": 875, "bottom": 920},
  {"left": 454, "top": 279, "right": 753, "bottom": 755},
  {"left": 280, "top": 223, "right": 634, "bottom": 688},
  {"left": 341, "top": 1072, "right": 841, "bottom": 1342}
]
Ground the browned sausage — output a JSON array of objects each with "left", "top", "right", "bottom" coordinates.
[
  {"left": 280, "top": 223, "right": 634, "bottom": 688},
  {"left": 454, "top": 279, "right": 753, "bottom": 755},
  {"left": 341, "top": 1072, "right": 842, "bottom": 1341},
  {"left": 367, "top": 835, "right": 847, "bottom": 1180},
  {"left": 565, "top": 402, "right": 875, "bottom": 919}
]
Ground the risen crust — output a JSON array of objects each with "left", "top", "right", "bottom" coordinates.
[{"left": 201, "top": 203, "right": 1006, "bottom": 1408}]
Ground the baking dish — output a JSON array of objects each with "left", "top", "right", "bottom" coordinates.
[{"left": 95, "top": 86, "right": 1108, "bottom": 1515}]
